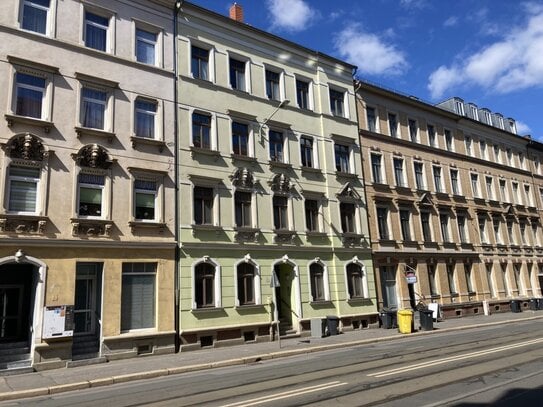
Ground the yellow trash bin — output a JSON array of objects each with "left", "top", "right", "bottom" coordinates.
[{"left": 397, "top": 309, "right": 413, "bottom": 334}]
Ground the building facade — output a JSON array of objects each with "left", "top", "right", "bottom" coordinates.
[
  {"left": 356, "top": 80, "right": 543, "bottom": 318},
  {"left": 0, "top": 0, "right": 177, "bottom": 371},
  {"left": 176, "top": 3, "right": 377, "bottom": 350}
]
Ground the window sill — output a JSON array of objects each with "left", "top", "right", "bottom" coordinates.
[
  {"left": 75, "top": 126, "right": 115, "bottom": 143},
  {"left": 335, "top": 171, "right": 358, "bottom": 179},
  {"left": 273, "top": 229, "right": 296, "bottom": 244},
  {"left": 268, "top": 160, "right": 292, "bottom": 170},
  {"left": 347, "top": 297, "right": 370, "bottom": 305},
  {"left": 191, "top": 307, "right": 224, "bottom": 313},
  {"left": 5, "top": 114, "right": 54, "bottom": 133},
  {"left": 190, "top": 146, "right": 221, "bottom": 159},
  {"left": 301, "top": 166, "right": 322, "bottom": 174},
  {"left": 191, "top": 224, "right": 223, "bottom": 237},
  {"left": 235, "top": 304, "right": 266, "bottom": 311},
  {"left": 306, "top": 231, "right": 327, "bottom": 237},
  {"left": 0, "top": 214, "right": 48, "bottom": 235},
  {"left": 234, "top": 227, "right": 260, "bottom": 242},
  {"left": 71, "top": 218, "right": 114, "bottom": 237},
  {"left": 129, "top": 221, "right": 166, "bottom": 231},
  {"left": 231, "top": 153, "right": 257, "bottom": 163},
  {"left": 130, "top": 136, "right": 167, "bottom": 152},
  {"left": 310, "top": 300, "right": 333, "bottom": 306},
  {"left": 341, "top": 232, "right": 364, "bottom": 246}
]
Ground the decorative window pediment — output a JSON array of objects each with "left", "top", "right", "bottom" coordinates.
[
  {"left": 72, "top": 144, "right": 113, "bottom": 169},
  {"left": 336, "top": 182, "right": 360, "bottom": 200},
  {"left": 230, "top": 167, "right": 254, "bottom": 189},
  {"left": 270, "top": 173, "right": 291, "bottom": 194},
  {"left": 2, "top": 134, "right": 47, "bottom": 161},
  {"left": 419, "top": 192, "right": 434, "bottom": 208}
]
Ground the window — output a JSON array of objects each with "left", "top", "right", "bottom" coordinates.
[
  {"left": 520, "top": 221, "right": 527, "bottom": 245},
  {"left": 433, "top": 166, "right": 443, "bottom": 193},
  {"left": 78, "top": 173, "right": 104, "bottom": 217},
  {"left": 330, "top": 89, "right": 345, "bottom": 117},
  {"left": 506, "top": 148, "right": 513, "bottom": 166},
  {"left": 501, "top": 263, "right": 510, "bottom": 296},
  {"left": 444, "top": 130, "right": 453, "bottom": 151},
  {"left": 81, "top": 87, "right": 107, "bottom": 130},
  {"left": 388, "top": 113, "right": 398, "bottom": 138},
  {"left": 485, "top": 176, "right": 494, "bottom": 200},
  {"left": 493, "top": 218, "right": 502, "bottom": 244},
  {"left": 471, "top": 173, "right": 480, "bottom": 197},
  {"left": 192, "top": 112, "right": 211, "bottom": 149},
  {"left": 532, "top": 223, "right": 540, "bottom": 246},
  {"left": 84, "top": 11, "right": 109, "bottom": 52},
  {"left": 479, "top": 140, "right": 487, "bottom": 160},
  {"left": 465, "top": 136, "right": 472, "bottom": 155},
  {"left": 421, "top": 211, "right": 432, "bottom": 241},
  {"left": 493, "top": 145, "right": 501, "bottom": 163},
  {"left": 135, "top": 28, "right": 157, "bottom": 65},
  {"left": 399, "top": 209, "right": 411, "bottom": 241},
  {"left": 310, "top": 263, "right": 326, "bottom": 302},
  {"left": 486, "top": 264, "right": 495, "bottom": 298},
  {"left": 235, "top": 191, "right": 252, "bottom": 227},
  {"left": 134, "top": 179, "right": 156, "bottom": 221},
  {"left": 195, "top": 263, "right": 215, "bottom": 308},
  {"left": 334, "top": 143, "right": 350, "bottom": 173},
  {"left": 428, "top": 264, "right": 438, "bottom": 296},
  {"left": 519, "top": 153, "right": 526, "bottom": 169},
  {"left": 511, "top": 182, "right": 519, "bottom": 204},
  {"left": 269, "top": 130, "right": 284, "bottom": 162},
  {"left": 346, "top": 263, "right": 364, "bottom": 299},
  {"left": 121, "top": 263, "right": 156, "bottom": 331},
  {"left": 450, "top": 169, "right": 460, "bottom": 195},
  {"left": 524, "top": 185, "right": 533, "bottom": 207},
  {"left": 447, "top": 264, "right": 457, "bottom": 294},
  {"left": 237, "top": 263, "right": 255, "bottom": 306},
  {"left": 393, "top": 157, "right": 405, "bottom": 187},
  {"left": 414, "top": 162, "right": 425, "bottom": 190},
  {"left": 305, "top": 199, "right": 319, "bottom": 232},
  {"left": 427, "top": 124, "right": 436, "bottom": 147},
  {"left": 194, "top": 186, "right": 213, "bottom": 225},
  {"left": 371, "top": 154, "right": 383, "bottom": 184},
  {"left": 366, "top": 106, "right": 376, "bottom": 132},
  {"left": 296, "top": 79, "right": 310, "bottom": 109},
  {"left": 376, "top": 206, "right": 389, "bottom": 240},
  {"left": 8, "top": 166, "right": 40, "bottom": 213},
  {"left": 232, "top": 121, "right": 249, "bottom": 156},
  {"left": 514, "top": 264, "right": 523, "bottom": 295},
  {"left": 21, "top": 0, "right": 50, "bottom": 35},
  {"left": 300, "top": 136, "right": 314, "bottom": 168},
  {"left": 134, "top": 99, "right": 157, "bottom": 139},
  {"left": 265, "top": 70, "right": 280, "bottom": 101},
  {"left": 229, "top": 57, "right": 246, "bottom": 91},
  {"left": 478, "top": 217, "right": 487, "bottom": 243},
  {"left": 340, "top": 202, "right": 356, "bottom": 233},
  {"left": 440, "top": 213, "right": 450, "bottom": 242},
  {"left": 273, "top": 196, "right": 288, "bottom": 230},
  {"left": 499, "top": 179, "right": 508, "bottom": 202},
  {"left": 191, "top": 46, "right": 209, "bottom": 80},
  {"left": 457, "top": 214, "right": 467, "bottom": 243},
  {"left": 408, "top": 118, "right": 418, "bottom": 142},
  {"left": 507, "top": 220, "right": 515, "bottom": 244},
  {"left": 15, "top": 72, "right": 45, "bottom": 119}
]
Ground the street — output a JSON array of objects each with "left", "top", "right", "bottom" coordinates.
[{"left": 4, "top": 319, "right": 543, "bottom": 406}]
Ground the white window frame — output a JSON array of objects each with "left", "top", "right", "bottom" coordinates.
[
  {"left": 339, "top": 200, "right": 360, "bottom": 235},
  {"left": 370, "top": 153, "right": 384, "bottom": 184},
  {"left": 433, "top": 165, "right": 443, "bottom": 193},
  {"left": 303, "top": 195, "right": 324, "bottom": 233},
  {"left": 408, "top": 118, "right": 419, "bottom": 143},
  {"left": 478, "top": 216, "right": 487, "bottom": 244},
  {"left": 500, "top": 179, "right": 509, "bottom": 202},
  {"left": 393, "top": 157, "right": 406, "bottom": 188},
  {"left": 19, "top": 0, "right": 56, "bottom": 37},
  {"left": 465, "top": 136, "right": 472, "bottom": 155},
  {"left": 457, "top": 213, "right": 468, "bottom": 243},
  {"left": 228, "top": 53, "right": 251, "bottom": 93},
  {"left": 471, "top": 173, "right": 480, "bottom": 198},
  {"left": 190, "top": 176, "right": 221, "bottom": 227},
  {"left": 295, "top": 76, "right": 313, "bottom": 111},
  {"left": 511, "top": 182, "right": 520, "bottom": 205},
  {"left": 189, "top": 41, "right": 215, "bottom": 83},
  {"left": 493, "top": 145, "right": 501, "bottom": 164},
  {"left": 299, "top": 135, "right": 319, "bottom": 169},
  {"left": 78, "top": 82, "right": 114, "bottom": 132},
  {"left": 307, "top": 259, "right": 330, "bottom": 302},
  {"left": 230, "top": 118, "right": 254, "bottom": 158},
  {"left": 133, "top": 97, "right": 162, "bottom": 140},
  {"left": 493, "top": 217, "right": 502, "bottom": 245},
  {"left": 414, "top": 161, "right": 426, "bottom": 190},
  {"left": 9, "top": 62, "right": 54, "bottom": 122},
  {"left": 128, "top": 169, "right": 165, "bottom": 224},
  {"left": 82, "top": 6, "right": 115, "bottom": 54},
  {"left": 6, "top": 164, "right": 41, "bottom": 214},
  {"left": 133, "top": 21, "right": 163, "bottom": 67},
  {"left": 388, "top": 112, "right": 398, "bottom": 138},
  {"left": 272, "top": 194, "right": 292, "bottom": 231},
  {"left": 479, "top": 140, "right": 487, "bottom": 160},
  {"left": 376, "top": 205, "right": 390, "bottom": 240},
  {"left": 191, "top": 257, "right": 221, "bottom": 310},
  {"left": 366, "top": 106, "right": 378, "bottom": 132},
  {"left": 450, "top": 168, "right": 461, "bottom": 195},
  {"left": 524, "top": 184, "right": 534, "bottom": 207},
  {"left": 444, "top": 129, "right": 454, "bottom": 151},
  {"left": 233, "top": 189, "right": 257, "bottom": 229},
  {"left": 190, "top": 109, "right": 217, "bottom": 151},
  {"left": 234, "top": 257, "right": 261, "bottom": 307},
  {"left": 268, "top": 128, "right": 289, "bottom": 164},
  {"left": 330, "top": 86, "right": 347, "bottom": 119},
  {"left": 344, "top": 260, "right": 369, "bottom": 300},
  {"left": 485, "top": 176, "right": 494, "bottom": 200},
  {"left": 334, "top": 141, "right": 354, "bottom": 174},
  {"left": 75, "top": 170, "right": 109, "bottom": 219},
  {"left": 440, "top": 212, "right": 451, "bottom": 242},
  {"left": 263, "top": 66, "right": 284, "bottom": 102}
]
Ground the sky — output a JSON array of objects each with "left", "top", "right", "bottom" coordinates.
[{"left": 190, "top": 0, "right": 543, "bottom": 140}]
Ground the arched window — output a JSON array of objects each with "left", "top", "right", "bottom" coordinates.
[
  {"left": 237, "top": 262, "right": 255, "bottom": 306},
  {"left": 310, "top": 263, "right": 325, "bottom": 302},
  {"left": 195, "top": 262, "right": 215, "bottom": 308},
  {"left": 346, "top": 263, "right": 364, "bottom": 299}
]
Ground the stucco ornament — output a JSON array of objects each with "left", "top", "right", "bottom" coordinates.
[
  {"left": 270, "top": 173, "right": 291, "bottom": 193},
  {"left": 74, "top": 144, "right": 112, "bottom": 169},
  {"left": 5, "top": 134, "right": 45, "bottom": 161},
  {"left": 231, "top": 167, "right": 254, "bottom": 189}
]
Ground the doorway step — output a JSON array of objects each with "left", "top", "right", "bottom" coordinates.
[
  {"left": 278, "top": 319, "right": 299, "bottom": 338},
  {"left": 0, "top": 341, "right": 32, "bottom": 375},
  {"left": 69, "top": 335, "right": 105, "bottom": 367}
]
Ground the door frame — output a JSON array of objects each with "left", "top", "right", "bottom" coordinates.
[
  {"left": 271, "top": 256, "right": 301, "bottom": 331},
  {"left": 0, "top": 253, "right": 47, "bottom": 366},
  {"left": 74, "top": 270, "right": 98, "bottom": 336}
]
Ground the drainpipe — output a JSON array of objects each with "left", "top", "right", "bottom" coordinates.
[{"left": 173, "top": 0, "right": 183, "bottom": 353}]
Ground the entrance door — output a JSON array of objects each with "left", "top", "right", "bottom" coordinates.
[
  {"left": 274, "top": 264, "right": 294, "bottom": 332},
  {"left": 0, "top": 286, "right": 23, "bottom": 341},
  {"left": 74, "top": 263, "right": 101, "bottom": 337},
  {"left": 381, "top": 266, "right": 398, "bottom": 309}
]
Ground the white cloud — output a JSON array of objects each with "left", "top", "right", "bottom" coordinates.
[
  {"left": 266, "top": 0, "right": 317, "bottom": 32},
  {"left": 334, "top": 23, "right": 408, "bottom": 76},
  {"left": 400, "top": 0, "right": 428, "bottom": 9},
  {"left": 515, "top": 120, "right": 532, "bottom": 135},
  {"left": 428, "top": 8, "right": 543, "bottom": 99},
  {"left": 443, "top": 16, "right": 458, "bottom": 27}
]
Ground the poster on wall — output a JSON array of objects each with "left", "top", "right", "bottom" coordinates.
[{"left": 42, "top": 305, "right": 74, "bottom": 339}]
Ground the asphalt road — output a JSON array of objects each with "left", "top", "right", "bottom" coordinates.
[{"left": 4, "top": 319, "right": 543, "bottom": 406}]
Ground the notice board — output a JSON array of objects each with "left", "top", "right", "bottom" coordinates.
[{"left": 42, "top": 305, "right": 74, "bottom": 338}]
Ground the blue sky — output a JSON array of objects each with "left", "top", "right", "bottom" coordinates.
[{"left": 190, "top": 0, "right": 543, "bottom": 140}]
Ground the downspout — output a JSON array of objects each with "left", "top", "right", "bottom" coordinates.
[{"left": 173, "top": 0, "right": 183, "bottom": 353}]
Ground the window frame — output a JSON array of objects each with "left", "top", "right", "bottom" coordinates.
[
  {"left": 340, "top": 201, "right": 357, "bottom": 234},
  {"left": 234, "top": 190, "right": 254, "bottom": 228},
  {"left": 366, "top": 106, "right": 377, "bottom": 132},
  {"left": 485, "top": 176, "right": 494, "bottom": 201},
  {"left": 427, "top": 124, "right": 436, "bottom": 147},
  {"left": 295, "top": 77, "right": 312, "bottom": 110},
  {"left": 439, "top": 212, "right": 450, "bottom": 242},
  {"left": 121, "top": 262, "right": 157, "bottom": 332},
  {"left": 433, "top": 165, "right": 443, "bottom": 193},
  {"left": 414, "top": 161, "right": 425, "bottom": 190},
  {"left": 376, "top": 206, "right": 390, "bottom": 240},
  {"left": 190, "top": 43, "right": 213, "bottom": 82},
  {"left": 399, "top": 208, "right": 412, "bottom": 241},
  {"left": 408, "top": 118, "right": 419, "bottom": 143},
  {"left": 334, "top": 142, "right": 352, "bottom": 174},
  {"left": 133, "top": 97, "right": 161, "bottom": 140},
  {"left": 134, "top": 22, "right": 163, "bottom": 67},
  {"left": 420, "top": 210, "right": 432, "bottom": 242},
  {"left": 371, "top": 153, "right": 384, "bottom": 184},
  {"left": 457, "top": 213, "right": 468, "bottom": 243},
  {"left": 330, "top": 88, "right": 346, "bottom": 118},
  {"left": 450, "top": 168, "right": 460, "bottom": 195},
  {"left": 444, "top": 129, "right": 454, "bottom": 151},
  {"left": 393, "top": 157, "right": 406, "bottom": 188},
  {"left": 83, "top": 7, "right": 114, "bottom": 54},
  {"left": 191, "top": 110, "right": 216, "bottom": 151},
  {"left": 345, "top": 262, "right": 368, "bottom": 300},
  {"left": 231, "top": 120, "right": 253, "bottom": 157},
  {"left": 447, "top": 264, "right": 457, "bottom": 294},
  {"left": 304, "top": 198, "right": 322, "bottom": 233},
  {"left": 388, "top": 112, "right": 398, "bottom": 138},
  {"left": 268, "top": 129, "right": 287, "bottom": 163},
  {"left": 308, "top": 260, "right": 330, "bottom": 302},
  {"left": 9, "top": 62, "right": 54, "bottom": 122},
  {"left": 20, "top": 0, "right": 55, "bottom": 37},
  {"left": 78, "top": 82, "right": 114, "bottom": 132},
  {"left": 272, "top": 195, "right": 290, "bottom": 231},
  {"left": 470, "top": 173, "right": 480, "bottom": 198},
  {"left": 235, "top": 259, "right": 261, "bottom": 307},
  {"left": 6, "top": 164, "right": 41, "bottom": 214},
  {"left": 300, "top": 135, "right": 318, "bottom": 169},
  {"left": 192, "top": 259, "right": 221, "bottom": 309},
  {"left": 264, "top": 67, "right": 282, "bottom": 101},
  {"left": 229, "top": 55, "right": 250, "bottom": 93}
]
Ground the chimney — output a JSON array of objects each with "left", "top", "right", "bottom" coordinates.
[{"left": 229, "top": 3, "right": 244, "bottom": 22}]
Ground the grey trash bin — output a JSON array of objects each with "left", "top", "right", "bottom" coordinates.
[
  {"left": 529, "top": 298, "right": 538, "bottom": 311},
  {"left": 511, "top": 300, "right": 521, "bottom": 313},
  {"left": 419, "top": 309, "right": 434, "bottom": 331},
  {"left": 310, "top": 318, "right": 326, "bottom": 338},
  {"left": 326, "top": 315, "right": 339, "bottom": 335},
  {"left": 380, "top": 311, "right": 393, "bottom": 329}
]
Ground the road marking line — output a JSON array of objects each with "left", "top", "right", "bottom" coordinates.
[
  {"left": 368, "top": 337, "right": 543, "bottom": 378},
  {"left": 220, "top": 381, "right": 348, "bottom": 407}
]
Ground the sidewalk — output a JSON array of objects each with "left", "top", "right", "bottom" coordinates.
[{"left": 1, "top": 311, "right": 543, "bottom": 402}]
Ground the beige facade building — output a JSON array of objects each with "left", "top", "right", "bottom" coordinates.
[
  {"left": 0, "top": 0, "right": 176, "bottom": 371},
  {"left": 356, "top": 80, "right": 543, "bottom": 318},
  {"left": 176, "top": 3, "right": 376, "bottom": 349}
]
